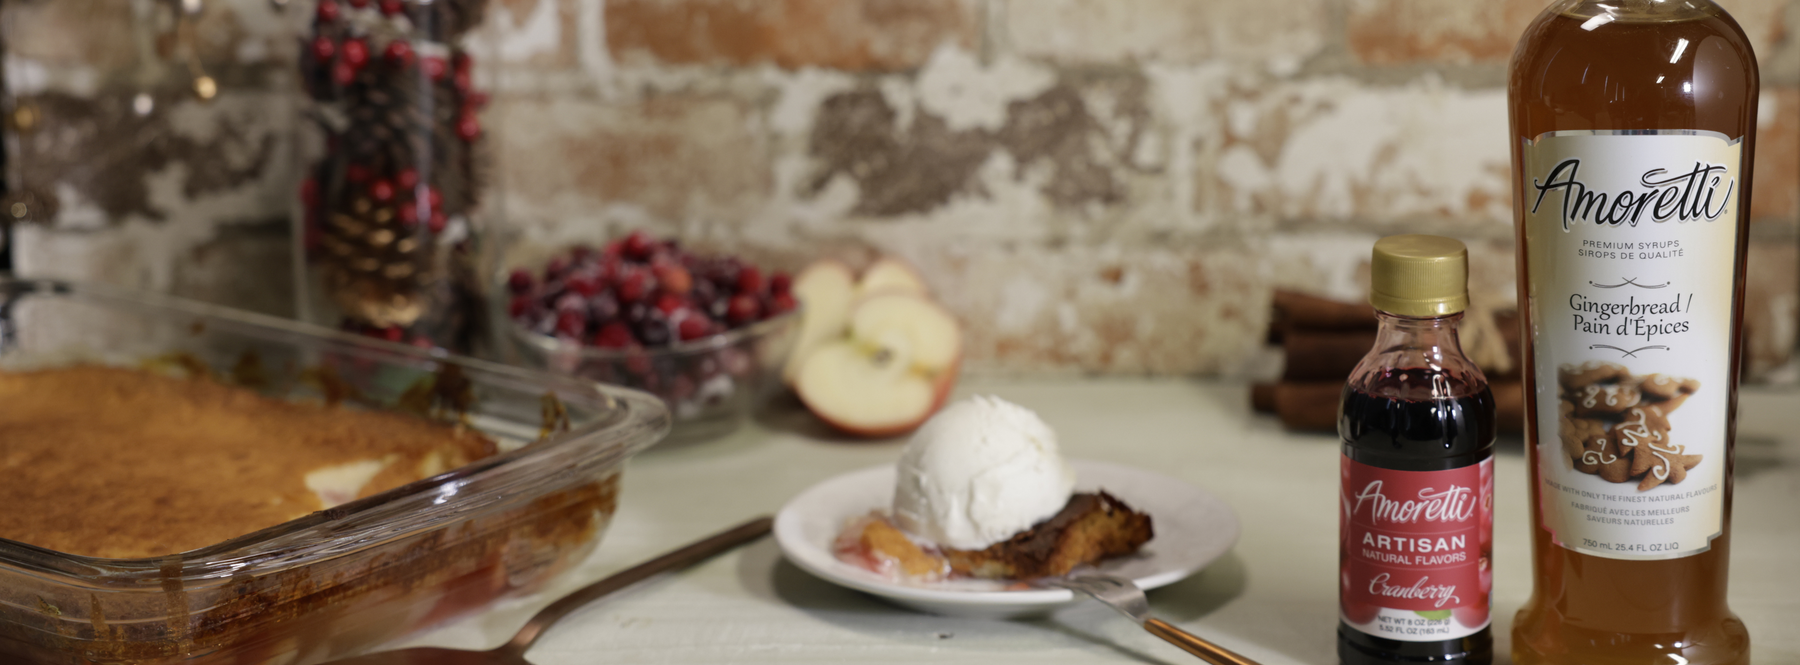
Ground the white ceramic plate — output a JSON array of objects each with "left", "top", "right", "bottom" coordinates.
[{"left": 775, "top": 460, "right": 1240, "bottom": 619}]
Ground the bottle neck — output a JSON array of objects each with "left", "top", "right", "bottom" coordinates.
[
  {"left": 1373, "top": 311, "right": 1465, "bottom": 358},
  {"left": 1346, "top": 310, "right": 1488, "bottom": 401}
]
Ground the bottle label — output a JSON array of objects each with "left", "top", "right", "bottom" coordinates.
[
  {"left": 1521, "top": 130, "right": 1740, "bottom": 561},
  {"left": 1340, "top": 456, "right": 1493, "bottom": 642}
]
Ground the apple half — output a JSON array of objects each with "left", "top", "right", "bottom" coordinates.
[
  {"left": 795, "top": 292, "right": 962, "bottom": 437},
  {"left": 782, "top": 259, "right": 857, "bottom": 386},
  {"left": 855, "top": 257, "right": 928, "bottom": 298}
]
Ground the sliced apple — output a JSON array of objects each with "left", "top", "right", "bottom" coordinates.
[
  {"left": 795, "top": 293, "right": 962, "bottom": 437},
  {"left": 848, "top": 292, "right": 961, "bottom": 371},
  {"left": 783, "top": 259, "right": 858, "bottom": 385},
  {"left": 856, "top": 256, "right": 928, "bottom": 298}
]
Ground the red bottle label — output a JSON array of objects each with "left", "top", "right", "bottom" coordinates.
[{"left": 1340, "top": 455, "right": 1493, "bottom": 641}]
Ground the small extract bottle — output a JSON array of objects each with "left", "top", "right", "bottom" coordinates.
[{"left": 1338, "top": 235, "right": 1496, "bottom": 665}]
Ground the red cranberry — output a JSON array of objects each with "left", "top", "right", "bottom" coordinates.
[
  {"left": 677, "top": 315, "right": 712, "bottom": 341},
  {"left": 381, "top": 326, "right": 405, "bottom": 342},
  {"left": 425, "top": 186, "right": 442, "bottom": 209},
  {"left": 655, "top": 264, "right": 693, "bottom": 295},
  {"left": 594, "top": 322, "right": 634, "bottom": 349},
  {"left": 346, "top": 163, "right": 371, "bottom": 183},
  {"left": 726, "top": 294, "right": 761, "bottom": 324},
  {"left": 395, "top": 168, "right": 419, "bottom": 191},
  {"left": 452, "top": 69, "right": 472, "bottom": 92},
  {"left": 555, "top": 292, "right": 588, "bottom": 314},
  {"left": 569, "top": 272, "right": 603, "bottom": 297},
  {"left": 690, "top": 278, "right": 718, "bottom": 306},
  {"left": 456, "top": 113, "right": 481, "bottom": 141},
  {"left": 622, "top": 231, "right": 654, "bottom": 260},
  {"left": 310, "top": 36, "right": 337, "bottom": 61},
  {"left": 427, "top": 211, "right": 447, "bottom": 233},
  {"left": 341, "top": 39, "right": 369, "bottom": 68},
  {"left": 396, "top": 202, "right": 419, "bottom": 227},
  {"left": 369, "top": 179, "right": 395, "bottom": 202},
  {"left": 384, "top": 40, "right": 414, "bottom": 68},
  {"left": 380, "top": 0, "right": 404, "bottom": 15},
  {"left": 655, "top": 292, "right": 686, "bottom": 317},
  {"left": 768, "top": 292, "right": 798, "bottom": 314},
  {"left": 316, "top": 0, "right": 341, "bottom": 22},
  {"left": 616, "top": 271, "right": 649, "bottom": 303},
  {"left": 770, "top": 271, "right": 792, "bottom": 295},
  {"left": 332, "top": 60, "right": 358, "bottom": 86},
  {"left": 507, "top": 269, "right": 534, "bottom": 294},
  {"left": 508, "top": 295, "right": 531, "bottom": 318},
  {"left": 545, "top": 256, "right": 570, "bottom": 278},
  {"left": 589, "top": 292, "right": 621, "bottom": 321},
  {"left": 736, "top": 266, "right": 763, "bottom": 295},
  {"left": 423, "top": 56, "right": 448, "bottom": 80},
  {"left": 466, "top": 91, "right": 491, "bottom": 108},
  {"left": 556, "top": 311, "right": 586, "bottom": 338}
]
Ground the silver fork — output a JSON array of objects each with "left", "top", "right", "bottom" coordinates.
[{"left": 1044, "top": 573, "right": 1262, "bottom": 665}]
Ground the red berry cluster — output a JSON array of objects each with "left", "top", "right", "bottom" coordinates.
[
  {"left": 307, "top": 0, "right": 485, "bottom": 138},
  {"left": 509, "top": 231, "right": 798, "bottom": 350}
]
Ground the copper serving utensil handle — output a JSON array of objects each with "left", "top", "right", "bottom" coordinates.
[
  {"left": 1143, "top": 617, "right": 1262, "bottom": 665},
  {"left": 1044, "top": 573, "right": 1263, "bottom": 665}
]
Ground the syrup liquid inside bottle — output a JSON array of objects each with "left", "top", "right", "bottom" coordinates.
[
  {"left": 1508, "top": 1, "right": 1755, "bottom": 663},
  {"left": 1340, "top": 313, "right": 1495, "bottom": 664}
]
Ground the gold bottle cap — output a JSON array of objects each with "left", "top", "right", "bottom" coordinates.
[{"left": 1369, "top": 235, "right": 1468, "bottom": 317}]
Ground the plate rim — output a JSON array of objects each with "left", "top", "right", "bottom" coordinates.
[{"left": 774, "top": 459, "right": 1240, "bottom": 608}]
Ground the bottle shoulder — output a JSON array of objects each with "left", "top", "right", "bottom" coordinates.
[
  {"left": 1545, "top": 0, "right": 1727, "bottom": 22},
  {"left": 1508, "top": 1, "right": 1757, "bottom": 138}
]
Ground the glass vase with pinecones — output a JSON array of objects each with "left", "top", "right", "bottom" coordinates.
[{"left": 293, "top": 0, "right": 491, "bottom": 353}]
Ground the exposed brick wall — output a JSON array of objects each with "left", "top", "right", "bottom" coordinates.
[
  {"left": 606, "top": 0, "right": 979, "bottom": 70},
  {"left": 5, "top": 0, "right": 1798, "bottom": 378}
]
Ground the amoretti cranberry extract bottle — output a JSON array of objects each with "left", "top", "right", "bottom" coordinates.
[
  {"left": 1339, "top": 235, "right": 1496, "bottom": 665},
  {"left": 1508, "top": 1, "right": 1756, "bottom": 664}
]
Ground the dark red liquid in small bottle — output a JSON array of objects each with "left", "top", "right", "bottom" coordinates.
[{"left": 1339, "top": 314, "right": 1496, "bottom": 665}]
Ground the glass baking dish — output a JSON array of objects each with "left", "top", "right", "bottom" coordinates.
[{"left": 0, "top": 278, "right": 670, "bottom": 664}]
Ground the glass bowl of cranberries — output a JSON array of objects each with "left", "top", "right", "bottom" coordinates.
[{"left": 502, "top": 232, "right": 801, "bottom": 442}]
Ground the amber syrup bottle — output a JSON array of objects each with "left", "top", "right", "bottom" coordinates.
[
  {"left": 1508, "top": 1, "right": 1755, "bottom": 663},
  {"left": 1339, "top": 235, "right": 1496, "bottom": 665}
]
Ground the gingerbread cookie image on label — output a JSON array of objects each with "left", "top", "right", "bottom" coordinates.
[{"left": 1555, "top": 364, "right": 1701, "bottom": 492}]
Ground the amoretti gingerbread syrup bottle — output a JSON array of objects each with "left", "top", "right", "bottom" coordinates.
[
  {"left": 1339, "top": 235, "right": 1496, "bottom": 665},
  {"left": 1508, "top": 1, "right": 1756, "bottom": 664}
]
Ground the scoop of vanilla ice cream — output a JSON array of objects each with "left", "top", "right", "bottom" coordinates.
[{"left": 891, "top": 395, "right": 1076, "bottom": 551}]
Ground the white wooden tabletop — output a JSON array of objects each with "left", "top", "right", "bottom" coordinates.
[{"left": 391, "top": 379, "right": 1800, "bottom": 664}]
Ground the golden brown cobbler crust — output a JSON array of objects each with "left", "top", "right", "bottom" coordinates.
[{"left": 0, "top": 366, "right": 496, "bottom": 558}]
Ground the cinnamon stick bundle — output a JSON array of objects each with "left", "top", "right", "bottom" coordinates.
[
  {"left": 1254, "top": 380, "right": 1526, "bottom": 435},
  {"left": 1258, "top": 288, "right": 1526, "bottom": 434},
  {"left": 1281, "top": 330, "right": 1378, "bottom": 382}
]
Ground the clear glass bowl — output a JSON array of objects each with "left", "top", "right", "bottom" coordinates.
[
  {"left": 504, "top": 308, "right": 800, "bottom": 443},
  {"left": 0, "top": 278, "right": 669, "bottom": 664}
]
